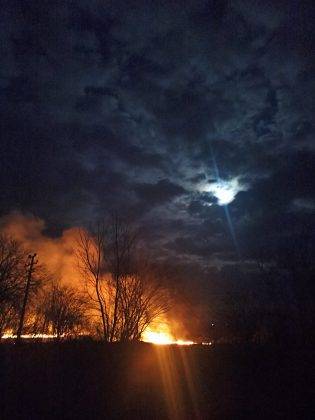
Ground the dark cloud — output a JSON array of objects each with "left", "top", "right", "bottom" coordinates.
[{"left": 135, "top": 179, "right": 186, "bottom": 205}]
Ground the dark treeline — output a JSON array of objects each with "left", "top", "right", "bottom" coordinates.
[
  {"left": 204, "top": 230, "right": 315, "bottom": 346},
  {"left": 0, "top": 217, "right": 314, "bottom": 345}
]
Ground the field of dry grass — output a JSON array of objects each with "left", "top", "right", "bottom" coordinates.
[{"left": 1, "top": 341, "right": 313, "bottom": 419}]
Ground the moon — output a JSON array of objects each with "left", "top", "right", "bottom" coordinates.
[
  {"left": 212, "top": 183, "right": 237, "bottom": 205},
  {"left": 199, "top": 177, "right": 246, "bottom": 206}
]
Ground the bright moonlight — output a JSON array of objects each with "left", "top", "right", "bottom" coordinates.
[{"left": 200, "top": 177, "right": 247, "bottom": 206}]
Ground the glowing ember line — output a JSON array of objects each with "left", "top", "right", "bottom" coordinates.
[{"left": 2, "top": 333, "right": 61, "bottom": 339}]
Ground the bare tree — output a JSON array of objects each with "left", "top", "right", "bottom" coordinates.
[
  {"left": 118, "top": 270, "right": 169, "bottom": 341},
  {"left": 77, "top": 217, "right": 169, "bottom": 342},
  {"left": 103, "top": 215, "right": 136, "bottom": 341},
  {"left": 34, "top": 281, "right": 87, "bottom": 339},
  {"left": 0, "top": 234, "right": 26, "bottom": 338},
  {"left": 77, "top": 224, "right": 109, "bottom": 340}
]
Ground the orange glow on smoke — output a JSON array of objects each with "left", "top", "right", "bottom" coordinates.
[
  {"left": 0, "top": 212, "right": 82, "bottom": 289},
  {"left": 142, "top": 320, "right": 195, "bottom": 345}
]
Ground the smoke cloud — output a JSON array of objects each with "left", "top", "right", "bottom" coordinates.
[{"left": 0, "top": 212, "right": 82, "bottom": 288}]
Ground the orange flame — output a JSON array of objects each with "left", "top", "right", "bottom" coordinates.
[{"left": 142, "top": 318, "right": 195, "bottom": 345}]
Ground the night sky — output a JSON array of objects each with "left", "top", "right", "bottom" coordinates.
[{"left": 1, "top": 1, "right": 314, "bottom": 295}]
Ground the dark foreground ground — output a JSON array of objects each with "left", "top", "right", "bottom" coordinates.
[{"left": 0, "top": 341, "right": 314, "bottom": 419}]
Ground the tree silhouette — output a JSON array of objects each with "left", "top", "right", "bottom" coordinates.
[
  {"left": 0, "top": 234, "right": 26, "bottom": 338},
  {"left": 34, "top": 281, "right": 87, "bottom": 339},
  {"left": 77, "top": 217, "right": 169, "bottom": 341}
]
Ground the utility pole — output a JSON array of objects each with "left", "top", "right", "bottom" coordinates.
[{"left": 16, "top": 253, "right": 37, "bottom": 341}]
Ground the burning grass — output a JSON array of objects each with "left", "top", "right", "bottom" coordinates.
[{"left": 142, "top": 319, "right": 195, "bottom": 345}]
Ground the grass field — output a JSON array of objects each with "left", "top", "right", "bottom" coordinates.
[{"left": 1, "top": 341, "right": 314, "bottom": 419}]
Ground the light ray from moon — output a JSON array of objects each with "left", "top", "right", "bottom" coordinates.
[{"left": 197, "top": 145, "right": 248, "bottom": 259}]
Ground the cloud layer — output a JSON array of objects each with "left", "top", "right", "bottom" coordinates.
[{"left": 1, "top": 0, "right": 314, "bottom": 272}]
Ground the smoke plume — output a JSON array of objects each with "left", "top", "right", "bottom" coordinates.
[{"left": 0, "top": 212, "right": 81, "bottom": 288}]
